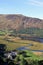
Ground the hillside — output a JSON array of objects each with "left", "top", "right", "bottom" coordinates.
[{"left": 0, "top": 14, "right": 43, "bottom": 30}]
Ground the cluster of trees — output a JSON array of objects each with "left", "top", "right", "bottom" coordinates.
[
  {"left": 0, "top": 54, "right": 43, "bottom": 65},
  {"left": 0, "top": 44, "right": 43, "bottom": 65},
  {"left": 0, "top": 43, "right": 43, "bottom": 65},
  {"left": 9, "top": 27, "right": 43, "bottom": 38},
  {"left": 0, "top": 27, "right": 43, "bottom": 38}
]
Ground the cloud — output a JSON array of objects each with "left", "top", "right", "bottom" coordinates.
[{"left": 27, "top": 0, "right": 43, "bottom": 7}]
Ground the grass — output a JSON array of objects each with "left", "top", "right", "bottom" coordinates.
[
  {"left": 0, "top": 35, "right": 43, "bottom": 60},
  {"left": 0, "top": 36, "right": 27, "bottom": 51},
  {"left": 0, "top": 35, "right": 43, "bottom": 51},
  {"left": 17, "top": 50, "right": 43, "bottom": 61}
]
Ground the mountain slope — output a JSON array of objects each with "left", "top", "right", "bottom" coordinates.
[{"left": 0, "top": 14, "right": 43, "bottom": 30}]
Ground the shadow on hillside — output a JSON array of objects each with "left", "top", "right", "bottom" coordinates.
[
  {"left": 0, "top": 44, "right": 6, "bottom": 57},
  {"left": 0, "top": 44, "right": 15, "bottom": 65},
  {"left": 38, "top": 60, "right": 43, "bottom": 65},
  {"left": 0, "top": 44, "right": 6, "bottom": 65}
]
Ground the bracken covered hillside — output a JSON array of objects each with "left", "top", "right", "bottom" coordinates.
[{"left": 0, "top": 14, "right": 43, "bottom": 30}]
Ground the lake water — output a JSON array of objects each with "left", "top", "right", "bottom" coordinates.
[
  {"left": 17, "top": 47, "right": 43, "bottom": 52},
  {"left": 35, "top": 38, "right": 43, "bottom": 43},
  {"left": 17, "top": 38, "right": 43, "bottom": 52},
  {"left": 20, "top": 36, "right": 43, "bottom": 43}
]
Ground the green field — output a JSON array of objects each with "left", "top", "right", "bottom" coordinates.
[
  {"left": 0, "top": 32, "right": 43, "bottom": 65},
  {"left": 0, "top": 35, "right": 43, "bottom": 51},
  {"left": 0, "top": 35, "right": 43, "bottom": 54}
]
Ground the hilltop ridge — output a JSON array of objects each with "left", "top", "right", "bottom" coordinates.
[{"left": 0, "top": 14, "right": 43, "bottom": 30}]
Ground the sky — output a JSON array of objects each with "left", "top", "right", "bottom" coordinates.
[{"left": 0, "top": 0, "right": 43, "bottom": 19}]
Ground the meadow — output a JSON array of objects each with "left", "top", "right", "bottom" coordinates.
[
  {"left": 0, "top": 35, "right": 43, "bottom": 56},
  {"left": 0, "top": 35, "right": 43, "bottom": 50},
  {"left": 0, "top": 32, "right": 43, "bottom": 65}
]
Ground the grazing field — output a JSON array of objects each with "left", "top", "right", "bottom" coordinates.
[
  {"left": 0, "top": 34, "right": 43, "bottom": 64},
  {"left": 0, "top": 35, "right": 43, "bottom": 51},
  {"left": 0, "top": 36, "right": 27, "bottom": 51}
]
